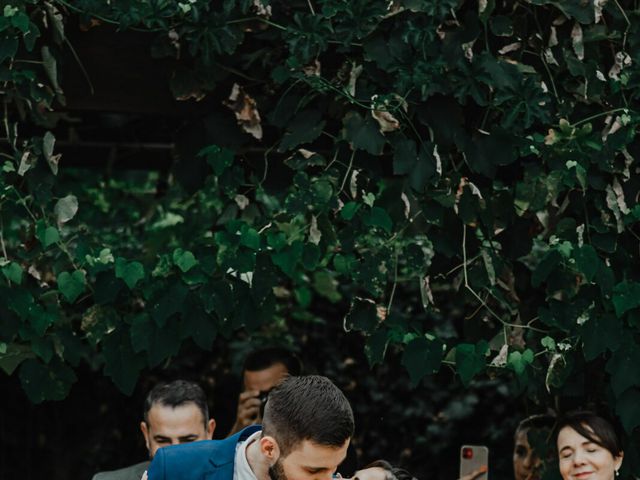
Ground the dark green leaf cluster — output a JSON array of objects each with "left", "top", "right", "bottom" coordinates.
[{"left": 2, "top": 1, "right": 640, "bottom": 466}]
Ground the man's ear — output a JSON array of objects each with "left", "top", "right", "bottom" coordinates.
[
  {"left": 259, "top": 435, "right": 281, "bottom": 463},
  {"left": 140, "top": 421, "right": 150, "bottom": 450},
  {"left": 207, "top": 418, "right": 216, "bottom": 439}
]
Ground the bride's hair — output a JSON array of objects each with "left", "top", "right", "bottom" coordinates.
[{"left": 364, "top": 460, "right": 418, "bottom": 480}]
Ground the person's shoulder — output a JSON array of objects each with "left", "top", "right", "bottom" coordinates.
[{"left": 92, "top": 460, "right": 150, "bottom": 480}]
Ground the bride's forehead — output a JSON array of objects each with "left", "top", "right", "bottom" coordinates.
[{"left": 351, "top": 467, "right": 389, "bottom": 480}]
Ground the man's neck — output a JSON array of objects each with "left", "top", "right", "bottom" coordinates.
[{"left": 245, "top": 436, "right": 271, "bottom": 480}]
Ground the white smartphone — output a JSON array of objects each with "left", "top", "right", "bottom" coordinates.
[{"left": 459, "top": 445, "right": 489, "bottom": 479}]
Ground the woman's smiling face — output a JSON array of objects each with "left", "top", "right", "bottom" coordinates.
[{"left": 557, "top": 426, "right": 623, "bottom": 480}]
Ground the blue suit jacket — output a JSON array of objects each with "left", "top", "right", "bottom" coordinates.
[{"left": 148, "top": 425, "right": 262, "bottom": 480}]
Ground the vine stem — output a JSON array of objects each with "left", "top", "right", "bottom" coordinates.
[
  {"left": 0, "top": 216, "right": 8, "bottom": 259},
  {"left": 386, "top": 250, "right": 399, "bottom": 315},
  {"left": 10, "top": 186, "right": 37, "bottom": 222},
  {"left": 53, "top": 0, "right": 164, "bottom": 32},
  {"left": 338, "top": 150, "right": 355, "bottom": 195},
  {"left": 462, "top": 224, "right": 548, "bottom": 333},
  {"left": 613, "top": 0, "right": 631, "bottom": 48},
  {"left": 570, "top": 107, "right": 634, "bottom": 128},
  {"left": 307, "top": 0, "right": 316, "bottom": 15}
]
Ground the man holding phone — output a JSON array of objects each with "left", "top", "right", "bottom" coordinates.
[{"left": 226, "top": 347, "right": 302, "bottom": 437}]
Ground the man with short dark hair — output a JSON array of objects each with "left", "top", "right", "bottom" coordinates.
[
  {"left": 147, "top": 375, "right": 354, "bottom": 480},
  {"left": 227, "top": 347, "right": 302, "bottom": 437},
  {"left": 93, "top": 380, "right": 215, "bottom": 480}
]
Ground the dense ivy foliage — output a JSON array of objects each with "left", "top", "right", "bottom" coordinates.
[{"left": 2, "top": 0, "right": 640, "bottom": 474}]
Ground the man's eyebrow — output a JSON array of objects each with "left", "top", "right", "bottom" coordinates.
[
  {"left": 153, "top": 435, "right": 171, "bottom": 441},
  {"left": 178, "top": 434, "right": 199, "bottom": 440}
]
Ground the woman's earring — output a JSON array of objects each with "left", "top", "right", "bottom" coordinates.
[{"left": 615, "top": 469, "right": 620, "bottom": 477}]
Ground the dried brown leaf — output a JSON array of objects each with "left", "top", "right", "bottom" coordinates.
[
  {"left": 498, "top": 42, "right": 521, "bottom": 55},
  {"left": 371, "top": 109, "right": 400, "bottom": 133},
  {"left": 224, "top": 83, "right": 263, "bottom": 140}
]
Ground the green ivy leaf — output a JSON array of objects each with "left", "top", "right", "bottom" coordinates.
[
  {"left": 198, "top": 144, "right": 234, "bottom": 176},
  {"left": 612, "top": 281, "right": 640, "bottom": 318},
  {"left": 115, "top": 258, "right": 145, "bottom": 290},
  {"left": 615, "top": 388, "right": 640, "bottom": 434},
  {"left": 343, "top": 112, "right": 386, "bottom": 155},
  {"left": 531, "top": 250, "right": 562, "bottom": 287},
  {"left": 102, "top": 328, "right": 145, "bottom": 395},
  {"left": 2, "top": 261, "right": 23, "bottom": 285},
  {"left": 507, "top": 349, "right": 534, "bottom": 376},
  {"left": 0, "top": 37, "right": 18, "bottom": 63},
  {"left": 57, "top": 270, "right": 86, "bottom": 303},
  {"left": 606, "top": 339, "right": 640, "bottom": 397},
  {"left": 271, "top": 241, "right": 303, "bottom": 277},
  {"left": 31, "top": 336, "right": 54, "bottom": 363},
  {"left": 148, "top": 282, "right": 187, "bottom": 327},
  {"left": 0, "top": 343, "right": 35, "bottom": 375},
  {"left": 35, "top": 220, "right": 60, "bottom": 248},
  {"left": 340, "top": 202, "right": 360, "bottom": 221},
  {"left": 392, "top": 139, "right": 435, "bottom": 191},
  {"left": 573, "top": 245, "right": 600, "bottom": 282},
  {"left": 363, "top": 207, "right": 393, "bottom": 233},
  {"left": 18, "top": 358, "right": 77, "bottom": 403},
  {"left": 172, "top": 248, "right": 198, "bottom": 273},
  {"left": 344, "top": 297, "right": 378, "bottom": 331},
  {"left": 365, "top": 328, "right": 390, "bottom": 367},
  {"left": 278, "top": 110, "right": 326, "bottom": 151},
  {"left": 401, "top": 336, "right": 444, "bottom": 387},
  {"left": 313, "top": 271, "right": 341, "bottom": 302},
  {"left": 455, "top": 341, "right": 489, "bottom": 386},
  {"left": 182, "top": 295, "right": 217, "bottom": 350},
  {"left": 581, "top": 314, "right": 623, "bottom": 361},
  {"left": 239, "top": 227, "right": 261, "bottom": 251},
  {"left": 130, "top": 313, "right": 181, "bottom": 368}
]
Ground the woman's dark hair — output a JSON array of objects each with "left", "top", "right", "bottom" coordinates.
[
  {"left": 554, "top": 411, "right": 623, "bottom": 458},
  {"left": 363, "top": 460, "right": 418, "bottom": 480},
  {"left": 515, "top": 413, "right": 556, "bottom": 438}
]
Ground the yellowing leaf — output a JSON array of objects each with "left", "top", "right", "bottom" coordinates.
[
  {"left": 347, "top": 64, "right": 363, "bottom": 97},
  {"left": 571, "top": 22, "right": 584, "bottom": 61},
  {"left": 308, "top": 215, "right": 321, "bottom": 245}
]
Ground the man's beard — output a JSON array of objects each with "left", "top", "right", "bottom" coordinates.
[{"left": 269, "top": 458, "right": 288, "bottom": 480}]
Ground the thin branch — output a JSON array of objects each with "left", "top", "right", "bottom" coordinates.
[
  {"left": 570, "top": 107, "right": 632, "bottom": 128},
  {"left": 307, "top": 0, "right": 316, "bottom": 15},
  {"left": 386, "top": 250, "right": 399, "bottom": 314},
  {"left": 0, "top": 216, "right": 8, "bottom": 259},
  {"left": 63, "top": 37, "right": 95, "bottom": 94},
  {"left": 338, "top": 150, "right": 355, "bottom": 194},
  {"left": 462, "top": 224, "right": 548, "bottom": 333},
  {"left": 613, "top": 0, "right": 631, "bottom": 48}
]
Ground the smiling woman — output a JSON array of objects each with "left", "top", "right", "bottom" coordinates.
[{"left": 555, "top": 412, "right": 624, "bottom": 480}]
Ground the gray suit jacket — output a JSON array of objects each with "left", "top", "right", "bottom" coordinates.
[{"left": 92, "top": 461, "right": 150, "bottom": 480}]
